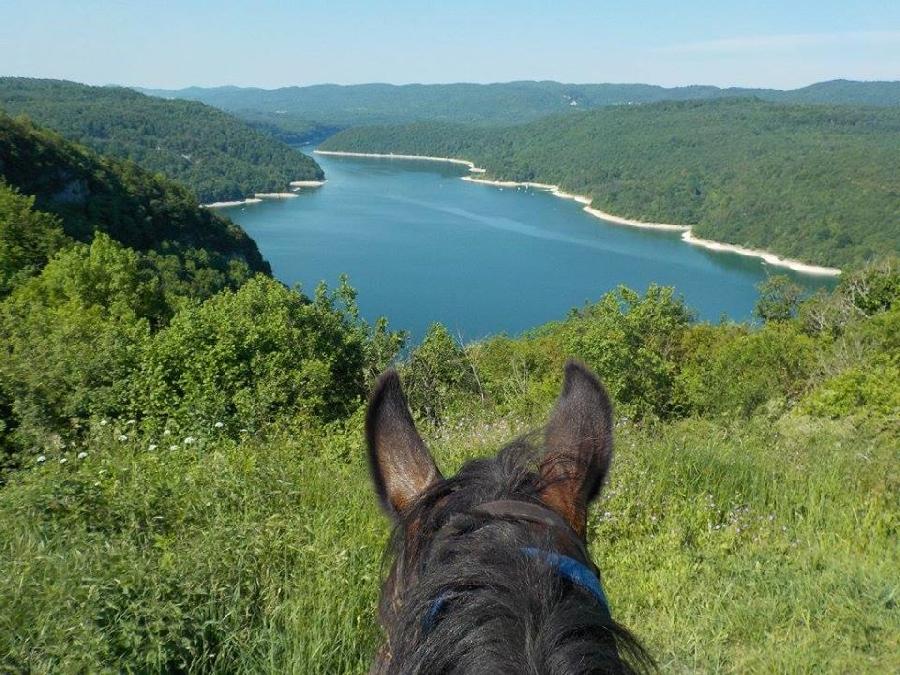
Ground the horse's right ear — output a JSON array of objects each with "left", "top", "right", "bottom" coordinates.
[{"left": 366, "top": 370, "right": 443, "bottom": 517}]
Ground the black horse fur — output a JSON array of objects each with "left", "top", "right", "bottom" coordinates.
[{"left": 366, "top": 360, "right": 653, "bottom": 674}]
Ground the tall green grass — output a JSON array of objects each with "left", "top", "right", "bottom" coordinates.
[{"left": 1, "top": 406, "right": 896, "bottom": 672}]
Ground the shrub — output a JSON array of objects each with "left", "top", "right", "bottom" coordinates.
[
  {"left": 402, "top": 323, "right": 480, "bottom": 424},
  {"left": 754, "top": 274, "right": 804, "bottom": 323},
  {"left": 677, "top": 322, "right": 817, "bottom": 417},
  {"left": 0, "top": 235, "right": 154, "bottom": 445},
  {"left": 0, "top": 182, "right": 70, "bottom": 296},
  {"left": 134, "top": 276, "right": 369, "bottom": 434},
  {"left": 554, "top": 285, "right": 693, "bottom": 420}
]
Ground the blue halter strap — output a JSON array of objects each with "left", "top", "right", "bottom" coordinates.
[
  {"left": 521, "top": 546, "right": 611, "bottom": 613},
  {"left": 422, "top": 500, "right": 611, "bottom": 633}
]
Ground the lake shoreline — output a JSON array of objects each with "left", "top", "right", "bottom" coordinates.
[
  {"left": 201, "top": 180, "right": 326, "bottom": 209},
  {"left": 315, "top": 149, "right": 841, "bottom": 277}
]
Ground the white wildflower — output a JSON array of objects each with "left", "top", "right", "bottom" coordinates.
[
  {"left": 148, "top": 444, "right": 158, "bottom": 452},
  {"left": 37, "top": 455, "right": 46, "bottom": 463},
  {"left": 169, "top": 444, "right": 179, "bottom": 451},
  {"left": 183, "top": 436, "right": 196, "bottom": 445},
  {"left": 126, "top": 419, "right": 136, "bottom": 425},
  {"left": 100, "top": 419, "right": 108, "bottom": 426},
  {"left": 163, "top": 429, "right": 171, "bottom": 436},
  {"left": 214, "top": 421, "right": 224, "bottom": 429},
  {"left": 118, "top": 434, "right": 128, "bottom": 442},
  {"left": 77, "top": 451, "right": 88, "bottom": 460},
  {"left": 59, "top": 457, "right": 67, "bottom": 464}
]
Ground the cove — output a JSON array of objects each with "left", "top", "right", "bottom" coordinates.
[{"left": 216, "top": 152, "right": 836, "bottom": 342}]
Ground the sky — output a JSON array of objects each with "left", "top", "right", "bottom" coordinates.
[{"left": 1, "top": 0, "right": 898, "bottom": 90}]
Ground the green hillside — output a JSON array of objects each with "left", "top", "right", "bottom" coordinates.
[
  {"left": 141, "top": 79, "right": 900, "bottom": 130},
  {"left": 0, "top": 78, "right": 324, "bottom": 203},
  {"left": 321, "top": 99, "right": 900, "bottom": 269},
  {"left": 0, "top": 114, "right": 269, "bottom": 277}
]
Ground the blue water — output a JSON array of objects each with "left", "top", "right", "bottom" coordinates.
[{"left": 219, "top": 153, "right": 836, "bottom": 342}]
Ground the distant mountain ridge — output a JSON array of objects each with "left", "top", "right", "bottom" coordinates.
[
  {"left": 139, "top": 79, "right": 900, "bottom": 130},
  {"left": 0, "top": 78, "right": 323, "bottom": 203}
]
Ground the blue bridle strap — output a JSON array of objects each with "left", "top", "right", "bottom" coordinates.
[
  {"left": 521, "top": 547, "right": 611, "bottom": 615},
  {"left": 423, "top": 546, "right": 611, "bottom": 633}
]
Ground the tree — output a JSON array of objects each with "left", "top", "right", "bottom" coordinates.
[
  {"left": 555, "top": 285, "right": 693, "bottom": 420},
  {"left": 402, "top": 323, "right": 478, "bottom": 424},
  {"left": 0, "top": 235, "right": 153, "bottom": 443},
  {"left": 755, "top": 275, "right": 804, "bottom": 323},
  {"left": 134, "top": 276, "right": 369, "bottom": 434},
  {"left": 0, "top": 182, "right": 70, "bottom": 296}
]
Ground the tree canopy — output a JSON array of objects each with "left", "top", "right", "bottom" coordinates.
[
  {"left": 322, "top": 99, "right": 900, "bottom": 268},
  {"left": 0, "top": 78, "right": 324, "bottom": 203}
]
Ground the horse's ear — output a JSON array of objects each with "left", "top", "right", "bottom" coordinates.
[
  {"left": 538, "top": 360, "right": 614, "bottom": 537},
  {"left": 366, "top": 369, "right": 442, "bottom": 517}
]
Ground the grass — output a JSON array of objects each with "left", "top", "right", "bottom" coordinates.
[{"left": 0, "top": 404, "right": 896, "bottom": 673}]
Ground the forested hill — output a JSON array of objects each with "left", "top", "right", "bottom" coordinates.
[
  {"left": 140, "top": 79, "right": 900, "bottom": 129},
  {"left": 321, "top": 99, "right": 900, "bottom": 269},
  {"left": 0, "top": 113, "right": 269, "bottom": 281},
  {"left": 0, "top": 78, "right": 323, "bottom": 203}
]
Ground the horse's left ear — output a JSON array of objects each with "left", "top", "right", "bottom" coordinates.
[
  {"left": 538, "top": 360, "right": 614, "bottom": 537},
  {"left": 366, "top": 369, "right": 443, "bottom": 518}
]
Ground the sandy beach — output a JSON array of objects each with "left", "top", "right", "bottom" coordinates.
[
  {"left": 202, "top": 197, "right": 264, "bottom": 209},
  {"left": 319, "top": 150, "right": 841, "bottom": 276},
  {"left": 202, "top": 180, "right": 324, "bottom": 208},
  {"left": 315, "top": 149, "right": 485, "bottom": 173}
]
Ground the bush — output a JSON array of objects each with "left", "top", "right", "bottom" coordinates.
[
  {"left": 468, "top": 333, "right": 564, "bottom": 417},
  {"left": 0, "top": 235, "right": 154, "bottom": 445},
  {"left": 554, "top": 285, "right": 693, "bottom": 420},
  {"left": 754, "top": 274, "right": 803, "bottom": 323},
  {"left": 0, "top": 181, "right": 70, "bottom": 296},
  {"left": 402, "top": 323, "right": 480, "bottom": 424},
  {"left": 134, "top": 276, "right": 370, "bottom": 434},
  {"left": 676, "top": 322, "right": 817, "bottom": 417}
]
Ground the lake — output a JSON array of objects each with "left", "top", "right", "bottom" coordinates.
[{"left": 218, "top": 152, "right": 836, "bottom": 342}]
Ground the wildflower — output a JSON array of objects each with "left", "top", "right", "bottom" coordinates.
[
  {"left": 148, "top": 444, "right": 158, "bottom": 452},
  {"left": 214, "top": 421, "right": 224, "bottom": 429},
  {"left": 126, "top": 419, "right": 136, "bottom": 425},
  {"left": 37, "top": 455, "right": 46, "bottom": 463},
  {"left": 118, "top": 434, "right": 128, "bottom": 442},
  {"left": 59, "top": 457, "right": 68, "bottom": 464},
  {"left": 77, "top": 451, "right": 88, "bottom": 460},
  {"left": 169, "top": 444, "right": 179, "bottom": 451},
  {"left": 183, "top": 436, "right": 196, "bottom": 445},
  {"left": 163, "top": 429, "right": 171, "bottom": 436},
  {"left": 100, "top": 419, "right": 108, "bottom": 426}
]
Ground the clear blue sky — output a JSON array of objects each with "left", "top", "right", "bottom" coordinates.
[{"left": 1, "top": 0, "right": 898, "bottom": 89}]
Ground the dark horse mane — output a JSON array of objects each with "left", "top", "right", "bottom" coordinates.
[{"left": 374, "top": 436, "right": 653, "bottom": 674}]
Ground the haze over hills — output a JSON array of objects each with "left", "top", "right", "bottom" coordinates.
[
  {"left": 0, "top": 78, "right": 323, "bottom": 203},
  {"left": 139, "top": 79, "right": 900, "bottom": 138},
  {"left": 321, "top": 98, "right": 900, "bottom": 269}
]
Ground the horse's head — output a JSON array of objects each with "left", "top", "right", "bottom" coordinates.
[{"left": 366, "top": 360, "right": 650, "bottom": 673}]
